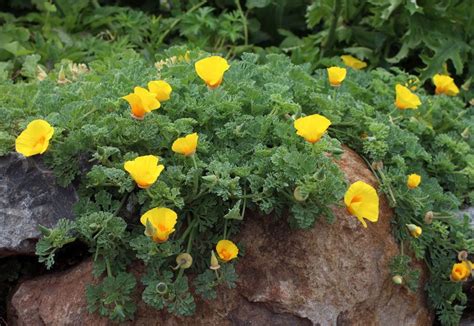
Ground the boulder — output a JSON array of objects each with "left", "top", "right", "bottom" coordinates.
[
  {"left": 0, "top": 153, "right": 77, "bottom": 256},
  {"left": 8, "top": 148, "right": 433, "bottom": 325}
]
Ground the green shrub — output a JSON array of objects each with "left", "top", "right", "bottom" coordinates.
[{"left": 0, "top": 48, "right": 472, "bottom": 325}]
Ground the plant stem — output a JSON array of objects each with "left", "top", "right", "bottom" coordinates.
[
  {"left": 191, "top": 155, "right": 199, "bottom": 196},
  {"left": 158, "top": 1, "right": 206, "bottom": 46},
  {"left": 105, "top": 258, "right": 113, "bottom": 277},
  {"left": 223, "top": 218, "right": 228, "bottom": 240},
  {"left": 322, "top": 0, "right": 342, "bottom": 57},
  {"left": 235, "top": 0, "right": 248, "bottom": 46}
]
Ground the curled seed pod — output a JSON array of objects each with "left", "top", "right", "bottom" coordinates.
[
  {"left": 293, "top": 186, "right": 309, "bottom": 202},
  {"left": 458, "top": 250, "right": 469, "bottom": 262}
]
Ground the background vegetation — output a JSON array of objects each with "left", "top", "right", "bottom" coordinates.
[{"left": 0, "top": 1, "right": 473, "bottom": 325}]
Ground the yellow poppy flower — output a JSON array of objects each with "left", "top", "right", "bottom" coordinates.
[
  {"left": 340, "top": 55, "right": 367, "bottom": 70},
  {"left": 122, "top": 86, "right": 160, "bottom": 119},
  {"left": 124, "top": 155, "right": 164, "bottom": 189},
  {"left": 216, "top": 239, "right": 239, "bottom": 262},
  {"left": 344, "top": 181, "right": 379, "bottom": 228},
  {"left": 194, "top": 56, "right": 230, "bottom": 88},
  {"left": 433, "top": 74, "right": 459, "bottom": 96},
  {"left": 15, "top": 119, "right": 54, "bottom": 157},
  {"left": 171, "top": 133, "right": 199, "bottom": 156},
  {"left": 294, "top": 114, "right": 331, "bottom": 143},
  {"left": 395, "top": 84, "right": 421, "bottom": 110},
  {"left": 407, "top": 173, "right": 421, "bottom": 189},
  {"left": 140, "top": 207, "right": 177, "bottom": 243},
  {"left": 148, "top": 80, "right": 172, "bottom": 102},
  {"left": 406, "top": 224, "right": 422, "bottom": 238},
  {"left": 450, "top": 261, "right": 472, "bottom": 282},
  {"left": 327, "top": 67, "right": 347, "bottom": 87}
]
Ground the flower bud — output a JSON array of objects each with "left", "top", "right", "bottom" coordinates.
[
  {"left": 371, "top": 161, "right": 384, "bottom": 170},
  {"left": 406, "top": 224, "right": 422, "bottom": 238},
  {"left": 424, "top": 211, "right": 434, "bottom": 224},
  {"left": 175, "top": 253, "right": 193, "bottom": 269},
  {"left": 293, "top": 186, "right": 309, "bottom": 202},
  {"left": 458, "top": 250, "right": 469, "bottom": 262},
  {"left": 57, "top": 66, "right": 69, "bottom": 84},
  {"left": 36, "top": 65, "right": 47, "bottom": 81},
  {"left": 210, "top": 250, "right": 220, "bottom": 270},
  {"left": 392, "top": 275, "right": 403, "bottom": 285}
]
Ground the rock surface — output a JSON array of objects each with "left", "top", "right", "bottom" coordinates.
[
  {"left": 0, "top": 153, "right": 77, "bottom": 256},
  {"left": 8, "top": 148, "right": 433, "bottom": 325}
]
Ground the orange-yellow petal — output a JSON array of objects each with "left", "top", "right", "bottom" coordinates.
[
  {"left": 294, "top": 114, "right": 331, "bottom": 143},
  {"left": 15, "top": 119, "right": 54, "bottom": 157},
  {"left": 216, "top": 239, "right": 239, "bottom": 262},
  {"left": 195, "top": 56, "right": 230, "bottom": 88},
  {"left": 148, "top": 80, "right": 172, "bottom": 102},
  {"left": 122, "top": 87, "right": 160, "bottom": 119},
  {"left": 450, "top": 261, "right": 472, "bottom": 282},
  {"left": 344, "top": 181, "right": 379, "bottom": 228},
  {"left": 327, "top": 67, "right": 347, "bottom": 86},
  {"left": 140, "top": 207, "right": 177, "bottom": 243},
  {"left": 124, "top": 155, "right": 164, "bottom": 188},
  {"left": 171, "top": 133, "right": 199, "bottom": 156},
  {"left": 395, "top": 84, "right": 421, "bottom": 110},
  {"left": 341, "top": 55, "right": 367, "bottom": 70},
  {"left": 407, "top": 174, "right": 421, "bottom": 189},
  {"left": 433, "top": 74, "right": 459, "bottom": 96}
]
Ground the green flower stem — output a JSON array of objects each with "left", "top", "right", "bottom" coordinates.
[
  {"left": 105, "top": 258, "right": 113, "bottom": 277},
  {"left": 234, "top": 0, "right": 248, "bottom": 46},
  {"left": 223, "top": 218, "right": 228, "bottom": 240},
  {"left": 191, "top": 154, "right": 199, "bottom": 196},
  {"left": 158, "top": 1, "right": 207, "bottom": 46}
]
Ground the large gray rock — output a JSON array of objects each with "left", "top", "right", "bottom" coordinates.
[{"left": 0, "top": 153, "right": 77, "bottom": 256}]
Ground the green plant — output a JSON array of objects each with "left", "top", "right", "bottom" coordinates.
[{"left": 0, "top": 48, "right": 470, "bottom": 324}]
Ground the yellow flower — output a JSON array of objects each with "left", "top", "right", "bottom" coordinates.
[
  {"left": 140, "top": 207, "right": 177, "bottom": 243},
  {"left": 327, "top": 67, "right": 347, "bottom": 87},
  {"left": 407, "top": 173, "right": 421, "bottom": 189},
  {"left": 172, "top": 133, "right": 199, "bottom": 156},
  {"left": 433, "top": 74, "right": 459, "bottom": 96},
  {"left": 450, "top": 261, "right": 472, "bottom": 282},
  {"left": 344, "top": 181, "right": 379, "bottom": 228},
  {"left": 294, "top": 114, "right": 331, "bottom": 143},
  {"left": 15, "top": 119, "right": 54, "bottom": 157},
  {"left": 148, "top": 80, "right": 172, "bottom": 102},
  {"left": 216, "top": 239, "right": 239, "bottom": 262},
  {"left": 395, "top": 84, "right": 421, "bottom": 110},
  {"left": 340, "top": 55, "right": 367, "bottom": 70},
  {"left": 406, "top": 224, "right": 422, "bottom": 238},
  {"left": 124, "top": 155, "right": 164, "bottom": 189},
  {"left": 195, "top": 56, "right": 230, "bottom": 89},
  {"left": 122, "top": 86, "right": 160, "bottom": 119}
]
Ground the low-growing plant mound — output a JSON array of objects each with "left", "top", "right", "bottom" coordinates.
[{"left": 0, "top": 48, "right": 472, "bottom": 325}]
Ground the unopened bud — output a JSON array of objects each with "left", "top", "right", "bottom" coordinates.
[
  {"left": 406, "top": 224, "right": 422, "bottom": 238},
  {"left": 210, "top": 250, "right": 220, "bottom": 270},
  {"left": 371, "top": 161, "right": 384, "bottom": 170},
  {"left": 36, "top": 65, "right": 47, "bottom": 81},
  {"left": 175, "top": 253, "right": 193, "bottom": 269},
  {"left": 392, "top": 275, "right": 403, "bottom": 285},
  {"left": 293, "top": 186, "right": 309, "bottom": 202},
  {"left": 57, "top": 66, "right": 68, "bottom": 84},
  {"left": 424, "top": 211, "right": 434, "bottom": 224},
  {"left": 461, "top": 127, "right": 470, "bottom": 139},
  {"left": 458, "top": 250, "right": 469, "bottom": 262}
]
